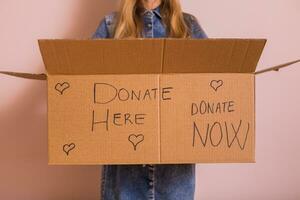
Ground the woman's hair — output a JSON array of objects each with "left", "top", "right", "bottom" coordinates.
[{"left": 113, "top": 0, "right": 190, "bottom": 38}]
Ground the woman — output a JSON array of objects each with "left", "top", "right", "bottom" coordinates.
[{"left": 92, "top": 0, "right": 207, "bottom": 199}]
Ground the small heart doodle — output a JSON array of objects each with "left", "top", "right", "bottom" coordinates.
[
  {"left": 128, "top": 134, "right": 144, "bottom": 151},
  {"left": 55, "top": 82, "right": 70, "bottom": 95},
  {"left": 210, "top": 80, "right": 223, "bottom": 92},
  {"left": 63, "top": 143, "right": 76, "bottom": 156}
]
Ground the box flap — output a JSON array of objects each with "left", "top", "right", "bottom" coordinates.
[
  {"left": 39, "top": 39, "right": 266, "bottom": 75},
  {"left": 38, "top": 39, "right": 165, "bottom": 75},
  {"left": 0, "top": 71, "right": 47, "bottom": 80},
  {"left": 255, "top": 59, "right": 300, "bottom": 75},
  {"left": 163, "top": 39, "right": 266, "bottom": 73}
]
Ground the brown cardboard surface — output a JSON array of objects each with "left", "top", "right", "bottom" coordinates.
[
  {"left": 38, "top": 39, "right": 165, "bottom": 75},
  {"left": 163, "top": 39, "right": 266, "bottom": 73},
  {"left": 48, "top": 75, "right": 160, "bottom": 164},
  {"left": 160, "top": 74, "right": 254, "bottom": 163},
  {"left": 48, "top": 73, "right": 254, "bottom": 164},
  {"left": 33, "top": 38, "right": 286, "bottom": 164},
  {"left": 38, "top": 38, "right": 266, "bottom": 75}
]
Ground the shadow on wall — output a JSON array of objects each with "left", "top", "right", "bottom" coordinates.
[{"left": 0, "top": 1, "right": 118, "bottom": 200}]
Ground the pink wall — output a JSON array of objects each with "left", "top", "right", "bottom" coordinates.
[{"left": 0, "top": 0, "right": 299, "bottom": 199}]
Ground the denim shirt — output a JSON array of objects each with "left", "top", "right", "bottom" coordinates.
[
  {"left": 94, "top": 6, "right": 207, "bottom": 200},
  {"left": 92, "top": 5, "right": 207, "bottom": 39}
]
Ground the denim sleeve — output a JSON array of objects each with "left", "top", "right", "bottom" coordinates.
[
  {"left": 190, "top": 15, "right": 208, "bottom": 39},
  {"left": 92, "top": 18, "right": 109, "bottom": 39}
]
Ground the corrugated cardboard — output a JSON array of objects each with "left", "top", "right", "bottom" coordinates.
[
  {"left": 160, "top": 74, "right": 254, "bottom": 163},
  {"left": 38, "top": 39, "right": 264, "bottom": 164},
  {"left": 1, "top": 39, "right": 298, "bottom": 164}
]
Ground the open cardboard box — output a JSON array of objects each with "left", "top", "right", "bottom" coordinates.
[{"left": 1, "top": 39, "right": 299, "bottom": 165}]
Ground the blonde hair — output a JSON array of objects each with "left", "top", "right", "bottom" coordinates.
[{"left": 113, "top": 0, "right": 190, "bottom": 38}]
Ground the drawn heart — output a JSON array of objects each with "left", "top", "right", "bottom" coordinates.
[
  {"left": 63, "top": 143, "right": 76, "bottom": 156},
  {"left": 55, "top": 82, "right": 70, "bottom": 95},
  {"left": 128, "top": 134, "right": 144, "bottom": 151},
  {"left": 210, "top": 80, "right": 223, "bottom": 92}
]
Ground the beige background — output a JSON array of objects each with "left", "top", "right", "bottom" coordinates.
[{"left": 0, "top": 0, "right": 299, "bottom": 199}]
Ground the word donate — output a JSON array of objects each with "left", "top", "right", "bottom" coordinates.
[{"left": 94, "top": 83, "right": 173, "bottom": 104}]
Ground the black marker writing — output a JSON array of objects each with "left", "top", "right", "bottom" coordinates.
[
  {"left": 92, "top": 109, "right": 146, "bottom": 132},
  {"left": 91, "top": 110, "right": 109, "bottom": 132},
  {"left": 94, "top": 83, "right": 173, "bottom": 104},
  {"left": 128, "top": 134, "right": 144, "bottom": 151},
  {"left": 210, "top": 80, "right": 223, "bottom": 91},
  {"left": 55, "top": 82, "right": 70, "bottom": 95},
  {"left": 191, "top": 100, "right": 235, "bottom": 116},
  {"left": 63, "top": 143, "right": 76, "bottom": 156},
  {"left": 192, "top": 120, "right": 250, "bottom": 150}
]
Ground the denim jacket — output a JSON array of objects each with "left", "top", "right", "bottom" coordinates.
[
  {"left": 92, "top": 5, "right": 207, "bottom": 39},
  {"left": 94, "top": 5, "right": 207, "bottom": 200}
]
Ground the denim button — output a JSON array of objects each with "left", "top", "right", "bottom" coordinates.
[{"left": 147, "top": 23, "right": 152, "bottom": 28}]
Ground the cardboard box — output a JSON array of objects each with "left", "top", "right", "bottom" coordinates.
[
  {"left": 1, "top": 39, "right": 299, "bottom": 165},
  {"left": 39, "top": 38, "right": 265, "bottom": 165}
]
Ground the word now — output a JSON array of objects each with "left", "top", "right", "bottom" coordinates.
[
  {"left": 94, "top": 83, "right": 174, "bottom": 104},
  {"left": 192, "top": 120, "right": 249, "bottom": 150}
]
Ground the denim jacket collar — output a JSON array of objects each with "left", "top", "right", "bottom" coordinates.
[
  {"left": 93, "top": 8, "right": 208, "bottom": 39},
  {"left": 140, "top": 5, "right": 162, "bottom": 19}
]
